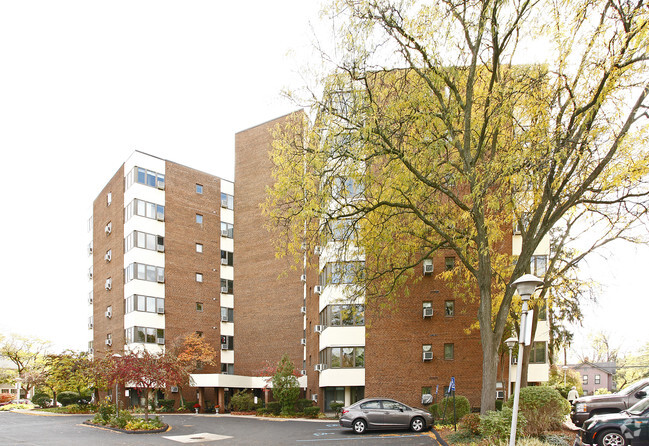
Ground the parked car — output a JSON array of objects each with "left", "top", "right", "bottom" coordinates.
[
  {"left": 572, "top": 378, "right": 649, "bottom": 426},
  {"left": 339, "top": 398, "right": 434, "bottom": 434},
  {"left": 577, "top": 395, "right": 649, "bottom": 445}
]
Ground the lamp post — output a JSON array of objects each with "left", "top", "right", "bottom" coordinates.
[
  {"left": 14, "top": 377, "right": 22, "bottom": 405},
  {"left": 505, "top": 337, "right": 517, "bottom": 401},
  {"left": 563, "top": 365, "right": 568, "bottom": 385},
  {"left": 509, "top": 274, "right": 544, "bottom": 446}
]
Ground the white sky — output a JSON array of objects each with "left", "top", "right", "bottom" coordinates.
[{"left": 0, "top": 1, "right": 646, "bottom": 360}]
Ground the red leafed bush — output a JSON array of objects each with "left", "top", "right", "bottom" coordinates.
[{"left": 0, "top": 394, "right": 15, "bottom": 404}]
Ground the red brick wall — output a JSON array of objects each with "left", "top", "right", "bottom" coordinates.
[
  {"left": 93, "top": 166, "right": 125, "bottom": 355},
  {"left": 234, "top": 112, "right": 307, "bottom": 376},
  {"left": 164, "top": 162, "right": 222, "bottom": 374}
]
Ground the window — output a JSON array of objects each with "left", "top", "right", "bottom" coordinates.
[
  {"left": 360, "top": 400, "right": 381, "bottom": 410},
  {"left": 107, "top": 192, "right": 112, "bottom": 206},
  {"left": 529, "top": 342, "right": 547, "bottom": 364},
  {"left": 125, "top": 199, "right": 164, "bottom": 222},
  {"left": 538, "top": 301, "right": 547, "bottom": 321},
  {"left": 221, "top": 192, "right": 233, "bottom": 210},
  {"left": 444, "top": 343, "right": 454, "bottom": 360},
  {"left": 221, "top": 307, "right": 234, "bottom": 322},
  {"left": 196, "top": 214, "right": 203, "bottom": 224},
  {"left": 319, "top": 261, "right": 365, "bottom": 285},
  {"left": 221, "top": 335, "right": 234, "bottom": 350},
  {"left": 583, "top": 375, "right": 588, "bottom": 385},
  {"left": 221, "top": 363, "right": 234, "bottom": 374},
  {"left": 196, "top": 243, "right": 203, "bottom": 253},
  {"left": 196, "top": 184, "right": 203, "bottom": 194},
  {"left": 125, "top": 295, "right": 164, "bottom": 314},
  {"left": 221, "top": 222, "right": 234, "bottom": 238},
  {"left": 319, "top": 305, "right": 364, "bottom": 326},
  {"left": 196, "top": 302, "right": 203, "bottom": 312},
  {"left": 221, "top": 250, "right": 234, "bottom": 266},
  {"left": 320, "top": 347, "right": 364, "bottom": 368},
  {"left": 126, "top": 166, "right": 165, "bottom": 190},
  {"left": 221, "top": 279, "right": 233, "bottom": 294},
  {"left": 196, "top": 273, "right": 203, "bottom": 283},
  {"left": 125, "top": 231, "right": 164, "bottom": 253},
  {"left": 125, "top": 326, "right": 165, "bottom": 344},
  {"left": 124, "top": 263, "right": 164, "bottom": 284},
  {"left": 595, "top": 375, "right": 601, "bottom": 385},
  {"left": 445, "top": 300, "right": 455, "bottom": 316},
  {"left": 445, "top": 257, "right": 455, "bottom": 271},
  {"left": 325, "top": 219, "right": 357, "bottom": 242},
  {"left": 530, "top": 255, "right": 547, "bottom": 276}
]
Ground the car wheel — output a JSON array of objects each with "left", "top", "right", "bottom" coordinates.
[
  {"left": 352, "top": 418, "right": 367, "bottom": 434},
  {"left": 598, "top": 429, "right": 627, "bottom": 446},
  {"left": 410, "top": 416, "right": 425, "bottom": 432}
]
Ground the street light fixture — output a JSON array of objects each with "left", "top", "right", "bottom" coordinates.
[
  {"left": 563, "top": 365, "right": 569, "bottom": 385},
  {"left": 508, "top": 274, "right": 544, "bottom": 446},
  {"left": 505, "top": 337, "right": 517, "bottom": 401}
]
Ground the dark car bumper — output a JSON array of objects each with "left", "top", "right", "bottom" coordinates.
[{"left": 571, "top": 411, "right": 590, "bottom": 426}]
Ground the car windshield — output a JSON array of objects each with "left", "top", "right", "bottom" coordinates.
[
  {"left": 618, "top": 380, "right": 649, "bottom": 396},
  {"left": 628, "top": 397, "right": 649, "bottom": 415}
]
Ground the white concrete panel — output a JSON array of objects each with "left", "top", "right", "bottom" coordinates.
[
  {"left": 220, "top": 265, "right": 234, "bottom": 280},
  {"left": 319, "top": 285, "right": 365, "bottom": 312},
  {"left": 220, "top": 179, "right": 234, "bottom": 196},
  {"left": 188, "top": 373, "right": 305, "bottom": 389},
  {"left": 125, "top": 343, "right": 165, "bottom": 355},
  {"left": 511, "top": 234, "right": 550, "bottom": 256},
  {"left": 124, "top": 249, "right": 165, "bottom": 270},
  {"left": 124, "top": 312, "right": 165, "bottom": 330},
  {"left": 124, "top": 281, "right": 165, "bottom": 299},
  {"left": 320, "top": 327, "right": 365, "bottom": 350},
  {"left": 124, "top": 182, "right": 165, "bottom": 207},
  {"left": 528, "top": 363, "right": 550, "bottom": 383},
  {"left": 220, "top": 237, "right": 233, "bottom": 252},
  {"left": 534, "top": 320, "right": 550, "bottom": 342},
  {"left": 124, "top": 216, "right": 165, "bottom": 240},
  {"left": 318, "top": 368, "right": 365, "bottom": 387},
  {"left": 221, "top": 209, "right": 234, "bottom": 224},
  {"left": 220, "top": 323, "right": 234, "bottom": 336},
  {"left": 220, "top": 295, "right": 234, "bottom": 308},
  {"left": 220, "top": 350, "right": 234, "bottom": 363}
]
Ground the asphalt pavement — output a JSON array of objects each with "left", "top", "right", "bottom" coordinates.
[{"left": 0, "top": 411, "right": 446, "bottom": 446}]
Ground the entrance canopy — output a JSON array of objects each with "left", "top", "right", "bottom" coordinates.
[{"left": 189, "top": 373, "right": 307, "bottom": 389}]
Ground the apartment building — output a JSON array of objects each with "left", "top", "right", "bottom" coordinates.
[{"left": 87, "top": 151, "right": 234, "bottom": 405}]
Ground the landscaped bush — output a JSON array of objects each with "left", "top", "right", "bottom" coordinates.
[
  {"left": 57, "top": 391, "right": 81, "bottom": 406},
  {"left": 124, "top": 416, "right": 164, "bottom": 431},
  {"left": 505, "top": 386, "right": 570, "bottom": 436},
  {"left": 330, "top": 402, "right": 344, "bottom": 417},
  {"left": 31, "top": 392, "right": 51, "bottom": 408},
  {"left": 459, "top": 412, "right": 481, "bottom": 435},
  {"left": 256, "top": 407, "right": 268, "bottom": 416},
  {"left": 480, "top": 406, "right": 527, "bottom": 442},
  {"left": 230, "top": 390, "right": 255, "bottom": 412},
  {"left": 430, "top": 395, "right": 470, "bottom": 424},
  {"left": 0, "top": 403, "right": 34, "bottom": 411},
  {"left": 266, "top": 401, "right": 281, "bottom": 415},
  {"left": 303, "top": 406, "right": 320, "bottom": 418},
  {"left": 158, "top": 399, "right": 175, "bottom": 412},
  {"left": 94, "top": 400, "right": 116, "bottom": 424},
  {"left": 0, "top": 394, "right": 14, "bottom": 404},
  {"left": 295, "top": 398, "right": 313, "bottom": 413},
  {"left": 183, "top": 400, "right": 198, "bottom": 411}
]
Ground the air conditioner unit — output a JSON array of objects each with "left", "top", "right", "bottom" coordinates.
[
  {"left": 156, "top": 213, "right": 164, "bottom": 222},
  {"left": 496, "top": 390, "right": 505, "bottom": 399},
  {"left": 105, "top": 310, "right": 112, "bottom": 319},
  {"left": 105, "top": 222, "right": 112, "bottom": 234},
  {"left": 157, "top": 245, "right": 165, "bottom": 253},
  {"left": 300, "top": 306, "right": 306, "bottom": 314},
  {"left": 314, "top": 364, "right": 325, "bottom": 372},
  {"left": 170, "top": 386, "right": 179, "bottom": 393},
  {"left": 88, "top": 322, "right": 93, "bottom": 329},
  {"left": 314, "top": 246, "right": 322, "bottom": 256},
  {"left": 314, "top": 285, "right": 323, "bottom": 294},
  {"left": 221, "top": 229, "right": 229, "bottom": 237},
  {"left": 221, "top": 286, "right": 229, "bottom": 294},
  {"left": 300, "top": 369, "right": 306, "bottom": 376},
  {"left": 88, "top": 296, "right": 93, "bottom": 304},
  {"left": 156, "top": 338, "right": 165, "bottom": 345},
  {"left": 300, "top": 338, "right": 306, "bottom": 345},
  {"left": 221, "top": 314, "right": 229, "bottom": 322},
  {"left": 88, "top": 244, "right": 93, "bottom": 255},
  {"left": 311, "top": 394, "right": 318, "bottom": 402},
  {"left": 157, "top": 307, "right": 164, "bottom": 314},
  {"left": 423, "top": 262, "right": 434, "bottom": 275},
  {"left": 300, "top": 274, "right": 307, "bottom": 282},
  {"left": 105, "top": 339, "right": 112, "bottom": 346},
  {"left": 423, "top": 352, "right": 433, "bottom": 361},
  {"left": 221, "top": 257, "right": 228, "bottom": 265},
  {"left": 105, "top": 251, "right": 111, "bottom": 262},
  {"left": 88, "top": 348, "right": 94, "bottom": 354},
  {"left": 88, "top": 271, "right": 93, "bottom": 279},
  {"left": 156, "top": 275, "right": 165, "bottom": 283},
  {"left": 314, "top": 325, "right": 325, "bottom": 333},
  {"left": 423, "top": 307, "right": 434, "bottom": 318},
  {"left": 221, "top": 344, "right": 228, "bottom": 350},
  {"left": 157, "top": 181, "right": 165, "bottom": 190},
  {"left": 105, "top": 278, "right": 112, "bottom": 290},
  {"left": 301, "top": 242, "right": 307, "bottom": 251}
]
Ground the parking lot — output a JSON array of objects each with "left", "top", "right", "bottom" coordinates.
[{"left": 0, "top": 411, "right": 444, "bottom": 445}]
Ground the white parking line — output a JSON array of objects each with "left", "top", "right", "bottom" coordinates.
[
  {"left": 297, "top": 434, "right": 426, "bottom": 442},
  {"left": 163, "top": 432, "right": 233, "bottom": 443}
]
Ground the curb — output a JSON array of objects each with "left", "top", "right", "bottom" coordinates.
[{"left": 82, "top": 420, "right": 170, "bottom": 434}]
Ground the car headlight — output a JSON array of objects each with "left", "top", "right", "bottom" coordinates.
[{"left": 575, "top": 403, "right": 587, "bottom": 413}]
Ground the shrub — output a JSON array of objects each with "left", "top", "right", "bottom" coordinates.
[
  {"left": 303, "top": 406, "right": 321, "bottom": 418},
  {"left": 158, "top": 399, "right": 175, "bottom": 412},
  {"left": 432, "top": 395, "right": 471, "bottom": 424},
  {"left": 256, "top": 407, "right": 268, "bottom": 416},
  {"left": 31, "top": 392, "right": 51, "bottom": 408},
  {"left": 95, "top": 400, "right": 115, "bottom": 423},
  {"left": 0, "top": 394, "right": 14, "bottom": 404},
  {"left": 230, "top": 391, "right": 255, "bottom": 412},
  {"left": 114, "top": 410, "right": 134, "bottom": 429},
  {"left": 495, "top": 400, "right": 503, "bottom": 411},
  {"left": 57, "top": 391, "right": 81, "bottom": 406},
  {"left": 266, "top": 401, "right": 281, "bottom": 415},
  {"left": 0, "top": 403, "right": 34, "bottom": 411},
  {"left": 330, "top": 402, "right": 345, "bottom": 416},
  {"left": 505, "top": 386, "right": 570, "bottom": 436},
  {"left": 459, "top": 412, "right": 481, "bottom": 435},
  {"left": 183, "top": 400, "right": 198, "bottom": 411},
  {"left": 480, "top": 406, "right": 527, "bottom": 442},
  {"left": 295, "top": 398, "right": 313, "bottom": 413}
]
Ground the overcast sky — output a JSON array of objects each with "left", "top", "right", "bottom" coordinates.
[{"left": 0, "top": 1, "right": 646, "bottom": 360}]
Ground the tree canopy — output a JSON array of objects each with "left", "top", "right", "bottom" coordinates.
[{"left": 265, "top": 0, "right": 649, "bottom": 411}]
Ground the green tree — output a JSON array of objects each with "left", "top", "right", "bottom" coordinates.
[
  {"left": 271, "top": 354, "right": 300, "bottom": 415},
  {"left": 547, "top": 364, "right": 583, "bottom": 398},
  {"left": 0, "top": 334, "right": 51, "bottom": 398},
  {"left": 616, "top": 343, "right": 649, "bottom": 389},
  {"left": 265, "top": 0, "right": 649, "bottom": 413},
  {"left": 41, "top": 351, "right": 93, "bottom": 406}
]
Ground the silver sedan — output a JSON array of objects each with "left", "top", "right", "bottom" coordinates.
[{"left": 339, "top": 398, "right": 434, "bottom": 434}]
